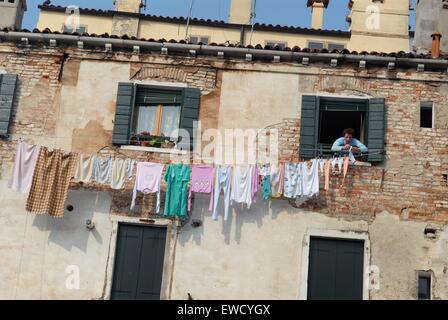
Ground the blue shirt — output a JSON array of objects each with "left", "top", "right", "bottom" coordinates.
[{"left": 331, "top": 137, "right": 368, "bottom": 153}]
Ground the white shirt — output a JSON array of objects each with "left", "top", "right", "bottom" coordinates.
[{"left": 231, "top": 166, "right": 253, "bottom": 208}]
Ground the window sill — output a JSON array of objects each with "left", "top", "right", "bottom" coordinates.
[{"left": 120, "top": 145, "right": 188, "bottom": 155}]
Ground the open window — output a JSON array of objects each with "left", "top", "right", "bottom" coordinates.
[
  {"left": 417, "top": 271, "right": 431, "bottom": 300},
  {"left": 300, "top": 96, "right": 386, "bottom": 162},
  {"left": 133, "top": 86, "right": 182, "bottom": 139},
  {"left": 63, "top": 24, "right": 87, "bottom": 34},
  {"left": 265, "top": 41, "right": 288, "bottom": 50},
  {"left": 189, "top": 35, "right": 210, "bottom": 45},
  {"left": 420, "top": 101, "right": 434, "bottom": 129},
  {"left": 112, "top": 83, "right": 201, "bottom": 150},
  {"left": 318, "top": 98, "right": 368, "bottom": 152}
]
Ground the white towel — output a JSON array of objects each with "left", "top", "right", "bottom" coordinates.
[
  {"left": 8, "top": 141, "right": 40, "bottom": 194},
  {"left": 93, "top": 156, "right": 112, "bottom": 184},
  {"left": 111, "top": 159, "right": 129, "bottom": 190},
  {"left": 74, "top": 154, "right": 94, "bottom": 183}
]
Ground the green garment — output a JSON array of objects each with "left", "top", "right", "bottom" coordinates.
[{"left": 164, "top": 164, "right": 191, "bottom": 218}]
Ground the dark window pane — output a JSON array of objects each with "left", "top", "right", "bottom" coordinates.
[
  {"left": 420, "top": 102, "right": 433, "bottom": 128},
  {"left": 418, "top": 271, "right": 431, "bottom": 300},
  {"left": 318, "top": 111, "right": 366, "bottom": 145},
  {"left": 266, "top": 41, "right": 287, "bottom": 50},
  {"left": 309, "top": 42, "right": 324, "bottom": 50},
  {"left": 328, "top": 43, "right": 345, "bottom": 51},
  {"left": 63, "top": 25, "right": 87, "bottom": 34},
  {"left": 189, "top": 36, "right": 209, "bottom": 44}
]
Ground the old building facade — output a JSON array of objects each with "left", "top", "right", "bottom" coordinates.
[
  {"left": 34, "top": 0, "right": 411, "bottom": 53},
  {"left": 414, "top": 0, "right": 448, "bottom": 54},
  {"left": 0, "top": 25, "right": 447, "bottom": 299}
]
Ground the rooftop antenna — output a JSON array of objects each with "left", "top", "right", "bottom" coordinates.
[
  {"left": 185, "top": 0, "right": 195, "bottom": 41},
  {"left": 140, "top": 0, "right": 147, "bottom": 11},
  {"left": 249, "top": 0, "right": 257, "bottom": 46}
]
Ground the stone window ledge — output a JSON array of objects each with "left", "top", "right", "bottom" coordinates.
[{"left": 121, "top": 145, "right": 188, "bottom": 155}]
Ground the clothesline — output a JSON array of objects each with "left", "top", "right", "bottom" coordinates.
[{"left": 8, "top": 140, "right": 363, "bottom": 220}]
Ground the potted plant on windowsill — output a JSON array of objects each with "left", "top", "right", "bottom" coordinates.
[
  {"left": 140, "top": 132, "right": 152, "bottom": 147},
  {"left": 162, "top": 139, "right": 176, "bottom": 149},
  {"left": 149, "top": 135, "right": 166, "bottom": 148},
  {"left": 131, "top": 132, "right": 172, "bottom": 149}
]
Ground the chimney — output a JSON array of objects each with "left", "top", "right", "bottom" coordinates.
[
  {"left": 307, "top": 0, "right": 329, "bottom": 30},
  {"left": 0, "top": 0, "right": 27, "bottom": 30},
  {"left": 114, "top": 0, "right": 142, "bottom": 14},
  {"left": 431, "top": 32, "right": 442, "bottom": 59},
  {"left": 229, "top": 0, "right": 252, "bottom": 25},
  {"left": 112, "top": 0, "right": 142, "bottom": 37}
]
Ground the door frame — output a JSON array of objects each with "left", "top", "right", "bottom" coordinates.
[
  {"left": 299, "top": 228, "right": 371, "bottom": 300},
  {"left": 103, "top": 215, "right": 176, "bottom": 300}
]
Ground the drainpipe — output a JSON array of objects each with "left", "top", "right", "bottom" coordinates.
[
  {"left": 431, "top": 32, "right": 442, "bottom": 59},
  {"left": 0, "top": 31, "right": 447, "bottom": 70}
]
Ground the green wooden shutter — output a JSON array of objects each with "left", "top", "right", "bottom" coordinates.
[
  {"left": 178, "top": 87, "right": 201, "bottom": 150},
  {"left": 308, "top": 238, "right": 364, "bottom": 300},
  {"left": 0, "top": 74, "right": 18, "bottom": 138},
  {"left": 111, "top": 224, "right": 167, "bottom": 300},
  {"left": 367, "top": 98, "right": 386, "bottom": 162},
  {"left": 112, "top": 83, "right": 135, "bottom": 146},
  {"left": 299, "top": 95, "right": 319, "bottom": 159}
]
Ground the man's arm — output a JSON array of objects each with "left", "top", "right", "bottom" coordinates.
[
  {"left": 331, "top": 138, "right": 344, "bottom": 152},
  {"left": 353, "top": 139, "right": 368, "bottom": 153}
]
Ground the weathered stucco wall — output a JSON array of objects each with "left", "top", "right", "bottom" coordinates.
[
  {"left": 0, "top": 43, "right": 448, "bottom": 299},
  {"left": 0, "top": 186, "right": 113, "bottom": 299},
  {"left": 172, "top": 196, "right": 448, "bottom": 300},
  {"left": 414, "top": 0, "right": 448, "bottom": 54}
]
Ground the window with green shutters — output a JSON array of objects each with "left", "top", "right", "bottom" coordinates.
[
  {"left": 112, "top": 83, "right": 201, "bottom": 150},
  {"left": 0, "top": 74, "right": 18, "bottom": 138},
  {"left": 299, "top": 95, "right": 386, "bottom": 162}
]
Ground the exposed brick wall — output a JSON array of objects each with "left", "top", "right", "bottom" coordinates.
[
  {"left": 1, "top": 45, "right": 448, "bottom": 223},
  {"left": 0, "top": 48, "right": 63, "bottom": 167},
  {"left": 297, "top": 76, "right": 448, "bottom": 221},
  {"left": 131, "top": 64, "right": 217, "bottom": 94}
]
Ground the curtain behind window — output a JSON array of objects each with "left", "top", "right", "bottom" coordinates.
[
  {"left": 136, "top": 106, "right": 157, "bottom": 134},
  {"left": 161, "top": 106, "right": 181, "bottom": 137}
]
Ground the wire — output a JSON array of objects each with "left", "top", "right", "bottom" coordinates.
[
  {"left": 249, "top": 0, "right": 257, "bottom": 46},
  {"left": 185, "top": 0, "right": 195, "bottom": 41}
]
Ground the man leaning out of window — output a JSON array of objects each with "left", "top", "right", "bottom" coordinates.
[{"left": 331, "top": 128, "right": 368, "bottom": 155}]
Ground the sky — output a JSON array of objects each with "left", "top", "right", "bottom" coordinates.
[{"left": 22, "top": 0, "right": 417, "bottom": 31}]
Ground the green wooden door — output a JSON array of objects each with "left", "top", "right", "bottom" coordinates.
[
  {"left": 307, "top": 237, "right": 364, "bottom": 300},
  {"left": 111, "top": 224, "right": 167, "bottom": 300}
]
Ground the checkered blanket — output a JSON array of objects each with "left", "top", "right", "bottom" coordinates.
[{"left": 26, "top": 147, "right": 78, "bottom": 217}]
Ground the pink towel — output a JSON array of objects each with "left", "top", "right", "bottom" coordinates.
[{"left": 188, "top": 165, "right": 215, "bottom": 212}]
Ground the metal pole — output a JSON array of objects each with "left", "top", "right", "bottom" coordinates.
[
  {"left": 185, "top": 0, "right": 195, "bottom": 41},
  {"left": 249, "top": 0, "right": 257, "bottom": 45}
]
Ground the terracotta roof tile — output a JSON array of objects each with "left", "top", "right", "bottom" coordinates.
[
  {"left": 2, "top": 27, "right": 446, "bottom": 60},
  {"left": 37, "top": 3, "right": 351, "bottom": 37}
]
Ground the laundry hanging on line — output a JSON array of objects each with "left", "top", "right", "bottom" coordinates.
[
  {"left": 74, "top": 154, "right": 95, "bottom": 183},
  {"left": 26, "top": 147, "right": 78, "bottom": 217},
  {"left": 131, "top": 162, "right": 164, "bottom": 213},
  {"left": 8, "top": 140, "right": 357, "bottom": 219},
  {"left": 188, "top": 165, "right": 215, "bottom": 212},
  {"left": 8, "top": 141, "right": 40, "bottom": 194},
  {"left": 164, "top": 163, "right": 191, "bottom": 218}
]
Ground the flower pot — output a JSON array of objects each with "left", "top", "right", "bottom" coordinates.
[
  {"left": 163, "top": 141, "right": 176, "bottom": 149},
  {"left": 150, "top": 142, "right": 163, "bottom": 148}
]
